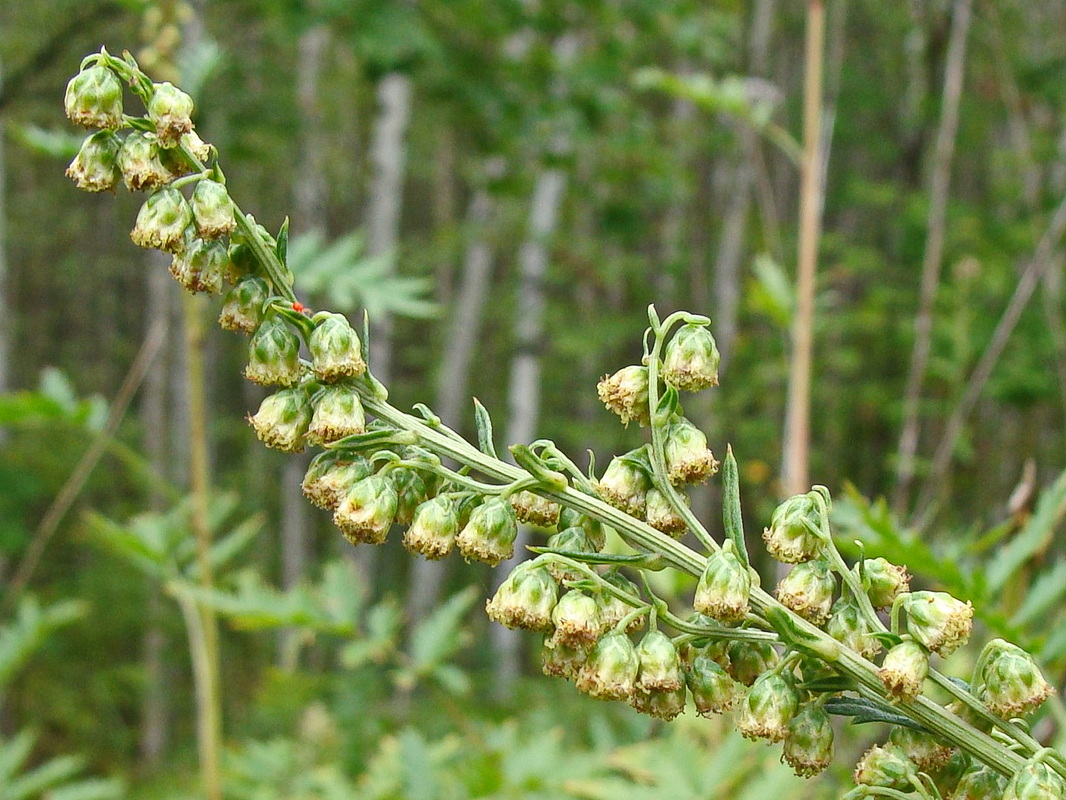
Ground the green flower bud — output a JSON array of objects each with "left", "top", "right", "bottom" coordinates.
[
  {"left": 64, "top": 65, "right": 123, "bottom": 129},
  {"left": 951, "top": 765, "right": 1007, "bottom": 799},
  {"left": 879, "top": 640, "right": 929, "bottom": 702},
  {"left": 247, "top": 387, "right": 311, "bottom": 453},
  {"left": 219, "top": 276, "right": 270, "bottom": 333},
  {"left": 302, "top": 452, "right": 372, "bottom": 510},
  {"left": 130, "top": 187, "right": 192, "bottom": 252},
  {"left": 776, "top": 558, "right": 836, "bottom": 626},
  {"left": 630, "top": 683, "right": 686, "bottom": 721},
  {"left": 596, "top": 453, "right": 650, "bottom": 516},
  {"left": 596, "top": 365, "right": 650, "bottom": 426},
  {"left": 597, "top": 570, "right": 644, "bottom": 632},
  {"left": 456, "top": 496, "right": 518, "bottom": 566},
  {"left": 1004, "top": 759, "right": 1066, "bottom": 799},
  {"left": 645, "top": 486, "right": 688, "bottom": 537},
  {"left": 864, "top": 557, "right": 910, "bottom": 609},
  {"left": 935, "top": 750, "right": 971, "bottom": 798},
  {"left": 693, "top": 540, "right": 751, "bottom": 625},
  {"left": 307, "top": 385, "right": 366, "bottom": 445},
  {"left": 782, "top": 704, "right": 834, "bottom": 777},
  {"left": 575, "top": 630, "right": 639, "bottom": 700},
  {"left": 557, "top": 508, "right": 607, "bottom": 550},
  {"left": 661, "top": 323, "right": 720, "bottom": 392},
  {"left": 736, "top": 672, "right": 799, "bottom": 742},
  {"left": 403, "top": 494, "right": 461, "bottom": 559},
  {"left": 486, "top": 560, "right": 558, "bottom": 632},
  {"left": 662, "top": 416, "right": 718, "bottom": 485},
  {"left": 545, "top": 526, "right": 599, "bottom": 583},
  {"left": 169, "top": 237, "right": 227, "bottom": 294},
  {"left": 827, "top": 596, "right": 881, "bottom": 659},
  {"left": 980, "top": 639, "right": 1053, "bottom": 719},
  {"left": 725, "top": 640, "right": 778, "bottom": 686},
  {"left": 550, "top": 589, "right": 604, "bottom": 647},
  {"left": 685, "top": 649, "right": 738, "bottom": 715},
  {"left": 762, "top": 491, "right": 825, "bottom": 563},
  {"left": 333, "top": 473, "right": 397, "bottom": 545},
  {"left": 66, "top": 131, "right": 121, "bottom": 192},
  {"left": 541, "top": 634, "right": 588, "bottom": 680},
  {"left": 117, "top": 131, "right": 172, "bottom": 191},
  {"left": 225, "top": 242, "right": 257, "bottom": 283},
  {"left": 509, "top": 490, "right": 561, "bottom": 528},
  {"left": 148, "top": 81, "right": 195, "bottom": 146},
  {"left": 245, "top": 316, "right": 302, "bottom": 387},
  {"left": 635, "top": 629, "right": 684, "bottom": 693},
  {"left": 888, "top": 726, "right": 954, "bottom": 773},
  {"left": 904, "top": 591, "right": 974, "bottom": 657},
  {"left": 309, "top": 312, "right": 366, "bottom": 382},
  {"left": 190, "top": 179, "right": 236, "bottom": 239},
  {"left": 391, "top": 467, "right": 431, "bottom": 525},
  {"left": 853, "top": 744, "right": 918, "bottom": 791}
]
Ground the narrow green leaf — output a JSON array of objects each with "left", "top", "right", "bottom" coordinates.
[
  {"left": 722, "top": 445, "right": 749, "bottom": 568},
  {"left": 824, "top": 697, "right": 926, "bottom": 731},
  {"left": 987, "top": 467, "right": 1066, "bottom": 594},
  {"left": 472, "top": 398, "right": 498, "bottom": 459}
]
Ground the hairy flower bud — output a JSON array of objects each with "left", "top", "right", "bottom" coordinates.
[
  {"left": 776, "top": 559, "right": 836, "bottom": 626},
  {"left": 597, "top": 571, "right": 644, "bottom": 632},
  {"left": 853, "top": 744, "right": 918, "bottom": 791},
  {"left": 595, "top": 453, "right": 651, "bottom": 516},
  {"left": 661, "top": 323, "right": 720, "bottom": 392},
  {"left": 1004, "top": 759, "right": 1066, "bottom": 799},
  {"left": 333, "top": 473, "right": 397, "bottom": 545},
  {"left": 597, "top": 365, "right": 650, "bottom": 426},
  {"left": 864, "top": 557, "right": 910, "bottom": 609},
  {"left": 725, "top": 640, "right": 777, "bottom": 686},
  {"left": 219, "top": 276, "right": 270, "bottom": 333},
  {"left": 635, "top": 629, "right": 684, "bottom": 694},
  {"left": 245, "top": 316, "right": 302, "bottom": 387},
  {"left": 170, "top": 237, "right": 228, "bottom": 294},
  {"left": 685, "top": 649, "right": 738, "bottom": 715},
  {"left": 693, "top": 540, "right": 750, "bottom": 625},
  {"left": 247, "top": 387, "right": 311, "bottom": 453},
  {"left": 630, "top": 683, "right": 686, "bottom": 721},
  {"left": 645, "top": 486, "right": 688, "bottom": 537},
  {"left": 904, "top": 591, "right": 973, "bottom": 657},
  {"left": 663, "top": 416, "right": 718, "bottom": 484},
  {"left": 148, "top": 81, "right": 195, "bottom": 146},
  {"left": 783, "top": 704, "right": 834, "bottom": 777},
  {"left": 309, "top": 312, "right": 366, "bottom": 382},
  {"left": 403, "top": 494, "right": 460, "bottom": 559},
  {"left": 879, "top": 640, "right": 929, "bottom": 702},
  {"left": 308, "top": 385, "right": 366, "bottom": 445},
  {"left": 762, "top": 491, "right": 825, "bottom": 563},
  {"left": 979, "top": 639, "right": 1053, "bottom": 719},
  {"left": 951, "top": 766, "right": 1007, "bottom": 800},
  {"left": 575, "top": 630, "right": 639, "bottom": 700},
  {"left": 737, "top": 672, "right": 798, "bottom": 742},
  {"left": 391, "top": 467, "right": 431, "bottom": 525},
  {"left": 130, "top": 187, "right": 192, "bottom": 252},
  {"left": 557, "top": 508, "right": 607, "bottom": 551},
  {"left": 117, "top": 131, "right": 172, "bottom": 191},
  {"left": 550, "top": 589, "right": 604, "bottom": 648},
  {"left": 509, "top": 490, "right": 561, "bottom": 528},
  {"left": 190, "top": 179, "right": 236, "bottom": 239},
  {"left": 888, "top": 727, "right": 953, "bottom": 773},
  {"left": 545, "top": 526, "right": 599, "bottom": 583},
  {"left": 456, "top": 496, "right": 518, "bottom": 566},
  {"left": 302, "top": 452, "right": 372, "bottom": 510},
  {"left": 66, "top": 131, "right": 121, "bottom": 191},
  {"left": 64, "top": 65, "right": 123, "bottom": 129},
  {"left": 541, "top": 635, "right": 589, "bottom": 680},
  {"left": 486, "top": 560, "right": 558, "bottom": 632},
  {"left": 827, "top": 596, "right": 881, "bottom": 659}
]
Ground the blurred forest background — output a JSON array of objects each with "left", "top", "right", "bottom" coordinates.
[{"left": 3, "top": 0, "right": 1066, "bottom": 797}]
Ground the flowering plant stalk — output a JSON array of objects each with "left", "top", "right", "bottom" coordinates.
[{"left": 65, "top": 48, "right": 1065, "bottom": 797}]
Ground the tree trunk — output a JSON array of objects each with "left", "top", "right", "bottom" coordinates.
[
  {"left": 894, "top": 0, "right": 974, "bottom": 515},
  {"left": 365, "top": 72, "right": 412, "bottom": 385}
]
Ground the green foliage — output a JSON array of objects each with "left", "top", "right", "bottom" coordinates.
[
  {"left": 0, "top": 596, "right": 85, "bottom": 690},
  {"left": 0, "top": 730, "right": 124, "bottom": 800}
]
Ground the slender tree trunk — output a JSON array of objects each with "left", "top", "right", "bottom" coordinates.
[
  {"left": 894, "top": 0, "right": 974, "bottom": 515},
  {"left": 782, "top": 0, "right": 826, "bottom": 497},
  {"left": 366, "top": 72, "right": 412, "bottom": 385},
  {"left": 278, "top": 22, "right": 330, "bottom": 672},
  {"left": 0, "top": 59, "right": 9, "bottom": 416},
  {"left": 492, "top": 165, "right": 568, "bottom": 693}
]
